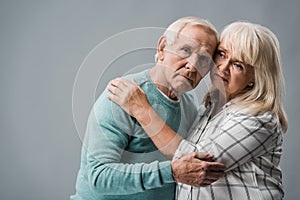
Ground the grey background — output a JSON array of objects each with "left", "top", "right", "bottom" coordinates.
[{"left": 1, "top": 0, "right": 299, "bottom": 199}]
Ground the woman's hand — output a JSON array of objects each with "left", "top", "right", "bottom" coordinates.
[
  {"left": 108, "top": 77, "right": 183, "bottom": 158},
  {"left": 107, "top": 78, "right": 150, "bottom": 120}
]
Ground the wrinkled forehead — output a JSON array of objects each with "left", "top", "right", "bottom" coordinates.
[{"left": 175, "top": 25, "right": 217, "bottom": 56}]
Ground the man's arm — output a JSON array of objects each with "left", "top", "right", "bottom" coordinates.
[
  {"left": 85, "top": 91, "right": 224, "bottom": 195},
  {"left": 171, "top": 152, "right": 226, "bottom": 187},
  {"left": 107, "top": 78, "right": 184, "bottom": 158},
  {"left": 85, "top": 93, "right": 172, "bottom": 195}
]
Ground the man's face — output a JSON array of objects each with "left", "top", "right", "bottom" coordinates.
[{"left": 158, "top": 25, "right": 217, "bottom": 97}]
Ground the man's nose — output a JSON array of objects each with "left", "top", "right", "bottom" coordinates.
[{"left": 185, "top": 54, "right": 198, "bottom": 72}]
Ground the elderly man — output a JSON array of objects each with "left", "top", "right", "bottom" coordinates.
[{"left": 71, "top": 16, "right": 225, "bottom": 200}]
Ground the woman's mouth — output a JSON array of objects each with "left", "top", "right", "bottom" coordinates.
[{"left": 215, "top": 74, "right": 228, "bottom": 83}]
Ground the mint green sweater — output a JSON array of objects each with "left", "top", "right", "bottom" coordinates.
[{"left": 71, "top": 70, "right": 198, "bottom": 200}]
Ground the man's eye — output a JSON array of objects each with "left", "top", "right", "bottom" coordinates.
[
  {"left": 181, "top": 47, "right": 191, "bottom": 54},
  {"left": 199, "top": 55, "right": 209, "bottom": 64}
]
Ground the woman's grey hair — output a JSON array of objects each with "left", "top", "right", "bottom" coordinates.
[{"left": 214, "top": 21, "right": 288, "bottom": 132}]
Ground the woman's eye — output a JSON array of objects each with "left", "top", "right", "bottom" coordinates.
[
  {"left": 216, "top": 50, "right": 226, "bottom": 59},
  {"left": 214, "top": 50, "right": 226, "bottom": 60},
  {"left": 233, "top": 63, "right": 244, "bottom": 71}
]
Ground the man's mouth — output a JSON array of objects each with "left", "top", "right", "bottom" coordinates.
[{"left": 180, "top": 74, "right": 194, "bottom": 86}]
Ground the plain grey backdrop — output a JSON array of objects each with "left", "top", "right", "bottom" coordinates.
[{"left": 1, "top": 0, "right": 299, "bottom": 199}]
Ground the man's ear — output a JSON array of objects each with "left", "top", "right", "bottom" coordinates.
[{"left": 157, "top": 36, "right": 167, "bottom": 61}]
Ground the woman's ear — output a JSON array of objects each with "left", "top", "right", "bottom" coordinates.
[{"left": 157, "top": 36, "right": 167, "bottom": 61}]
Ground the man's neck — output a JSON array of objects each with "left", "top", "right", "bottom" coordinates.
[{"left": 149, "top": 66, "right": 179, "bottom": 101}]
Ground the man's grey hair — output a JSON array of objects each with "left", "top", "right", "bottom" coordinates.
[{"left": 154, "top": 16, "right": 218, "bottom": 62}]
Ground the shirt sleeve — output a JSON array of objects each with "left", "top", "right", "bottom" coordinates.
[
  {"left": 84, "top": 90, "right": 174, "bottom": 195},
  {"left": 174, "top": 111, "right": 280, "bottom": 171}
]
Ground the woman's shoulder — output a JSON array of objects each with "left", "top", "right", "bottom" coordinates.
[{"left": 226, "top": 108, "right": 281, "bottom": 132}]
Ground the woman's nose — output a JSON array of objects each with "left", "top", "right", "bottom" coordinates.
[{"left": 217, "top": 60, "right": 230, "bottom": 73}]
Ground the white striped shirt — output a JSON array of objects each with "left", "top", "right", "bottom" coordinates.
[{"left": 174, "top": 102, "right": 284, "bottom": 200}]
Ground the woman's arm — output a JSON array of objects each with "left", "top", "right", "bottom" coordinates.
[
  {"left": 107, "top": 78, "right": 183, "bottom": 159},
  {"left": 107, "top": 78, "right": 226, "bottom": 180},
  {"left": 175, "top": 111, "right": 281, "bottom": 171}
]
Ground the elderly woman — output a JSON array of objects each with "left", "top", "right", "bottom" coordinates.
[{"left": 108, "top": 21, "right": 288, "bottom": 199}]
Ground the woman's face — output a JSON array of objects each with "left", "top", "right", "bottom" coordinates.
[{"left": 210, "top": 43, "right": 255, "bottom": 101}]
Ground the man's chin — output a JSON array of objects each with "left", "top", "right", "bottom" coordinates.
[{"left": 175, "top": 84, "right": 194, "bottom": 95}]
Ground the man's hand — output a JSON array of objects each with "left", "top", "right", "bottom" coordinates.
[{"left": 171, "top": 152, "right": 226, "bottom": 187}]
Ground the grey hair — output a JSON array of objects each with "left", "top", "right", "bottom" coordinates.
[
  {"left": 154, "top": 16, "right": 218, "bottom": 62},
  {"left": 206, "top": 21, "right": 288, "bottom": 132}
]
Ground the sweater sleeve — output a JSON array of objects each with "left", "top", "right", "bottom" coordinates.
[{"left": 84, "top": 91, "right": 174, "bottom": 195}]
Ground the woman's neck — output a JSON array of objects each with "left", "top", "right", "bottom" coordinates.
[{"left": 210, "top": 91, "right": 227, "bottom": 118}]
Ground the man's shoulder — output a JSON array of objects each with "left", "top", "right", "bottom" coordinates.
[
  {"left": 94, "top": 69, "right": 149, "bottom": 112},
  {"left": 122, "top": 69, "right": 149, "bottom": 85},
  {"left": 179, "top": 92, "right": 200, "bottom": 120},
  {"left": 181, "top": 92, "right": 199, "bottom": 108}
]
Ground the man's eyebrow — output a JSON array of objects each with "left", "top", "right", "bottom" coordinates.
[{"left": 181, "top": 43, "right": 192, "bottom": 47}]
